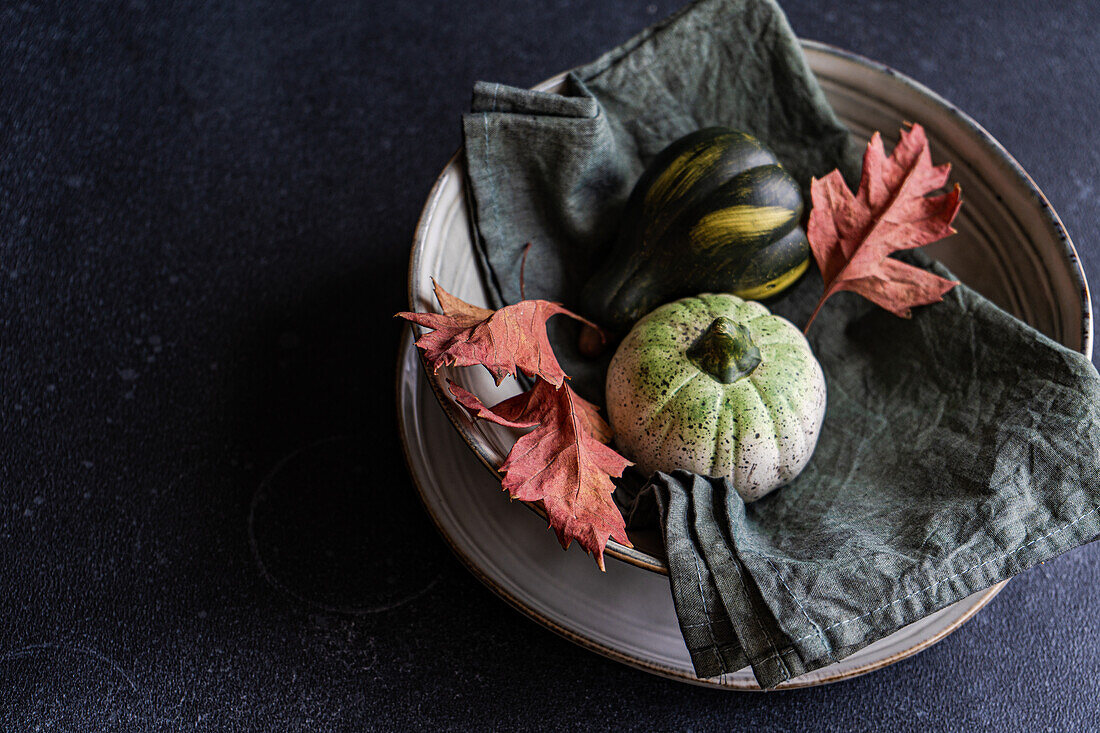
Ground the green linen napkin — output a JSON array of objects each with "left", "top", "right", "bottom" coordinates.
[{"left": 461, "top": 0, "right": 1100, "bottom": 688}]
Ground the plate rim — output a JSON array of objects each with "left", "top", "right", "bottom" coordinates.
[{"left": 405, "top": 39, "right": 1094, "bottom": 575}]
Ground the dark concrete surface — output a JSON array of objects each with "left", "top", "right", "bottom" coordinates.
[{"left": 2, "top": 1, "right": 1099, "bottom": 729}]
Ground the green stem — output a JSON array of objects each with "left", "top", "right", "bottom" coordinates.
[{"left": 686, "top": 316, "right": 761, "bottom": 384}]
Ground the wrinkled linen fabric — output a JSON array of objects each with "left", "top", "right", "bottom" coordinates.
[{"left": 461, "top": 0, "right": 1100, "bottom": 688}]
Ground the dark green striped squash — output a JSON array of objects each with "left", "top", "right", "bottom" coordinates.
[{"left": 580, "top": 127, "right": 809, "bottom": 331}]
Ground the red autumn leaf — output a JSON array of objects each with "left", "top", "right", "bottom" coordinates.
[
  {"left": 397, "top": 279, "right": 600, "bottom": 387},
  {"left": 804, "top": 123, "right": 963, "bottom": 331},
  {"left": 448, "top": 379, "right": 632, "bottom": 571}
]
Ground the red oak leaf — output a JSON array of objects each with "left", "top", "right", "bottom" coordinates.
[
  {"left": 397, "top": 279, "right": 600, "bottom": 387},
  {"left": 448, "top": 379, "right": 632, "bottom": 571},
  {"left": 804, "top": 123, "right": 963, "bottom": 331}
]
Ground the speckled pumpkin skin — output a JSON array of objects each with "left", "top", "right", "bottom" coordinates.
[{"left": 606, "top": 293, "right": 826, "bottom": 502}]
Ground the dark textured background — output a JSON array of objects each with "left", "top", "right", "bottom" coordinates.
[{"left": 2, "top": 0, "right": 1099, "bottom": 730}]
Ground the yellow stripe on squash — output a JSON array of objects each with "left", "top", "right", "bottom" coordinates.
[
  {"left": 689, "top": 205, "right": 795, "bottom": 251},
  {"left": 644, "top": 143, "right": 727, "bottom": 211},
  {"left": 733, "top": 258, "right": 809, "bottom": 300}
]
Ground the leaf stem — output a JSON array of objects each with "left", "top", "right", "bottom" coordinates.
[
  {"left": 803, "top": 294, "right": 828, "bottom": 334},
  {"left": 519, "top": 241, "right": 532, "bottom": 300}
]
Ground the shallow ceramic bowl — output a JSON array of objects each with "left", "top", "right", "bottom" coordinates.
[{"left": 407, "top": 41, "right": 1092, "bottom": 574}]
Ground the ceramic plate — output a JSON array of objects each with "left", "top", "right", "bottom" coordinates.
[
  {"left": 402, "top": 334, "right": 1004, "bottom": 689},
  {"left": 400, "top": 41, "right": 1092, "bottom": 688}
]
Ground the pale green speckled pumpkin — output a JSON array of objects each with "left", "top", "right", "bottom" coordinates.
[{"left": 606, "top": 293, "right": 826, "bottom": 502}]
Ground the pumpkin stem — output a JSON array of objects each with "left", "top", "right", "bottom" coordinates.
[{"left": 686, "top": 316, "right": 761, "bottom": 383}]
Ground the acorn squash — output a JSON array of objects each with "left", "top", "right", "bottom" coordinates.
[
  {"left": 581, "top": 128, "right": 809, "bottom": 331},
  {"left": 606, "top": 293, "right": 825, "bottom": 502}
]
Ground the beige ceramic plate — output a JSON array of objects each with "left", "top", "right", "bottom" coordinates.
[{"left": 401, "top": 41, "right": 1092, "bottom": 687}]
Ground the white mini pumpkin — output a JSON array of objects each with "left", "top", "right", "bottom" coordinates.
[{"left": 606, "top": 293, "right": 826, "bottom": 502}]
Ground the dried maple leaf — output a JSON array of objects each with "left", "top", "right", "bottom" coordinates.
[
  {"left": 396, "top": 279, "right": 600, "bottom": 387},
  {"left": 448, "top": 379, "right": 632, "bottom": 571},
  {"left": 804, "top": 123, "right": 963, "bottom": 331}
]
